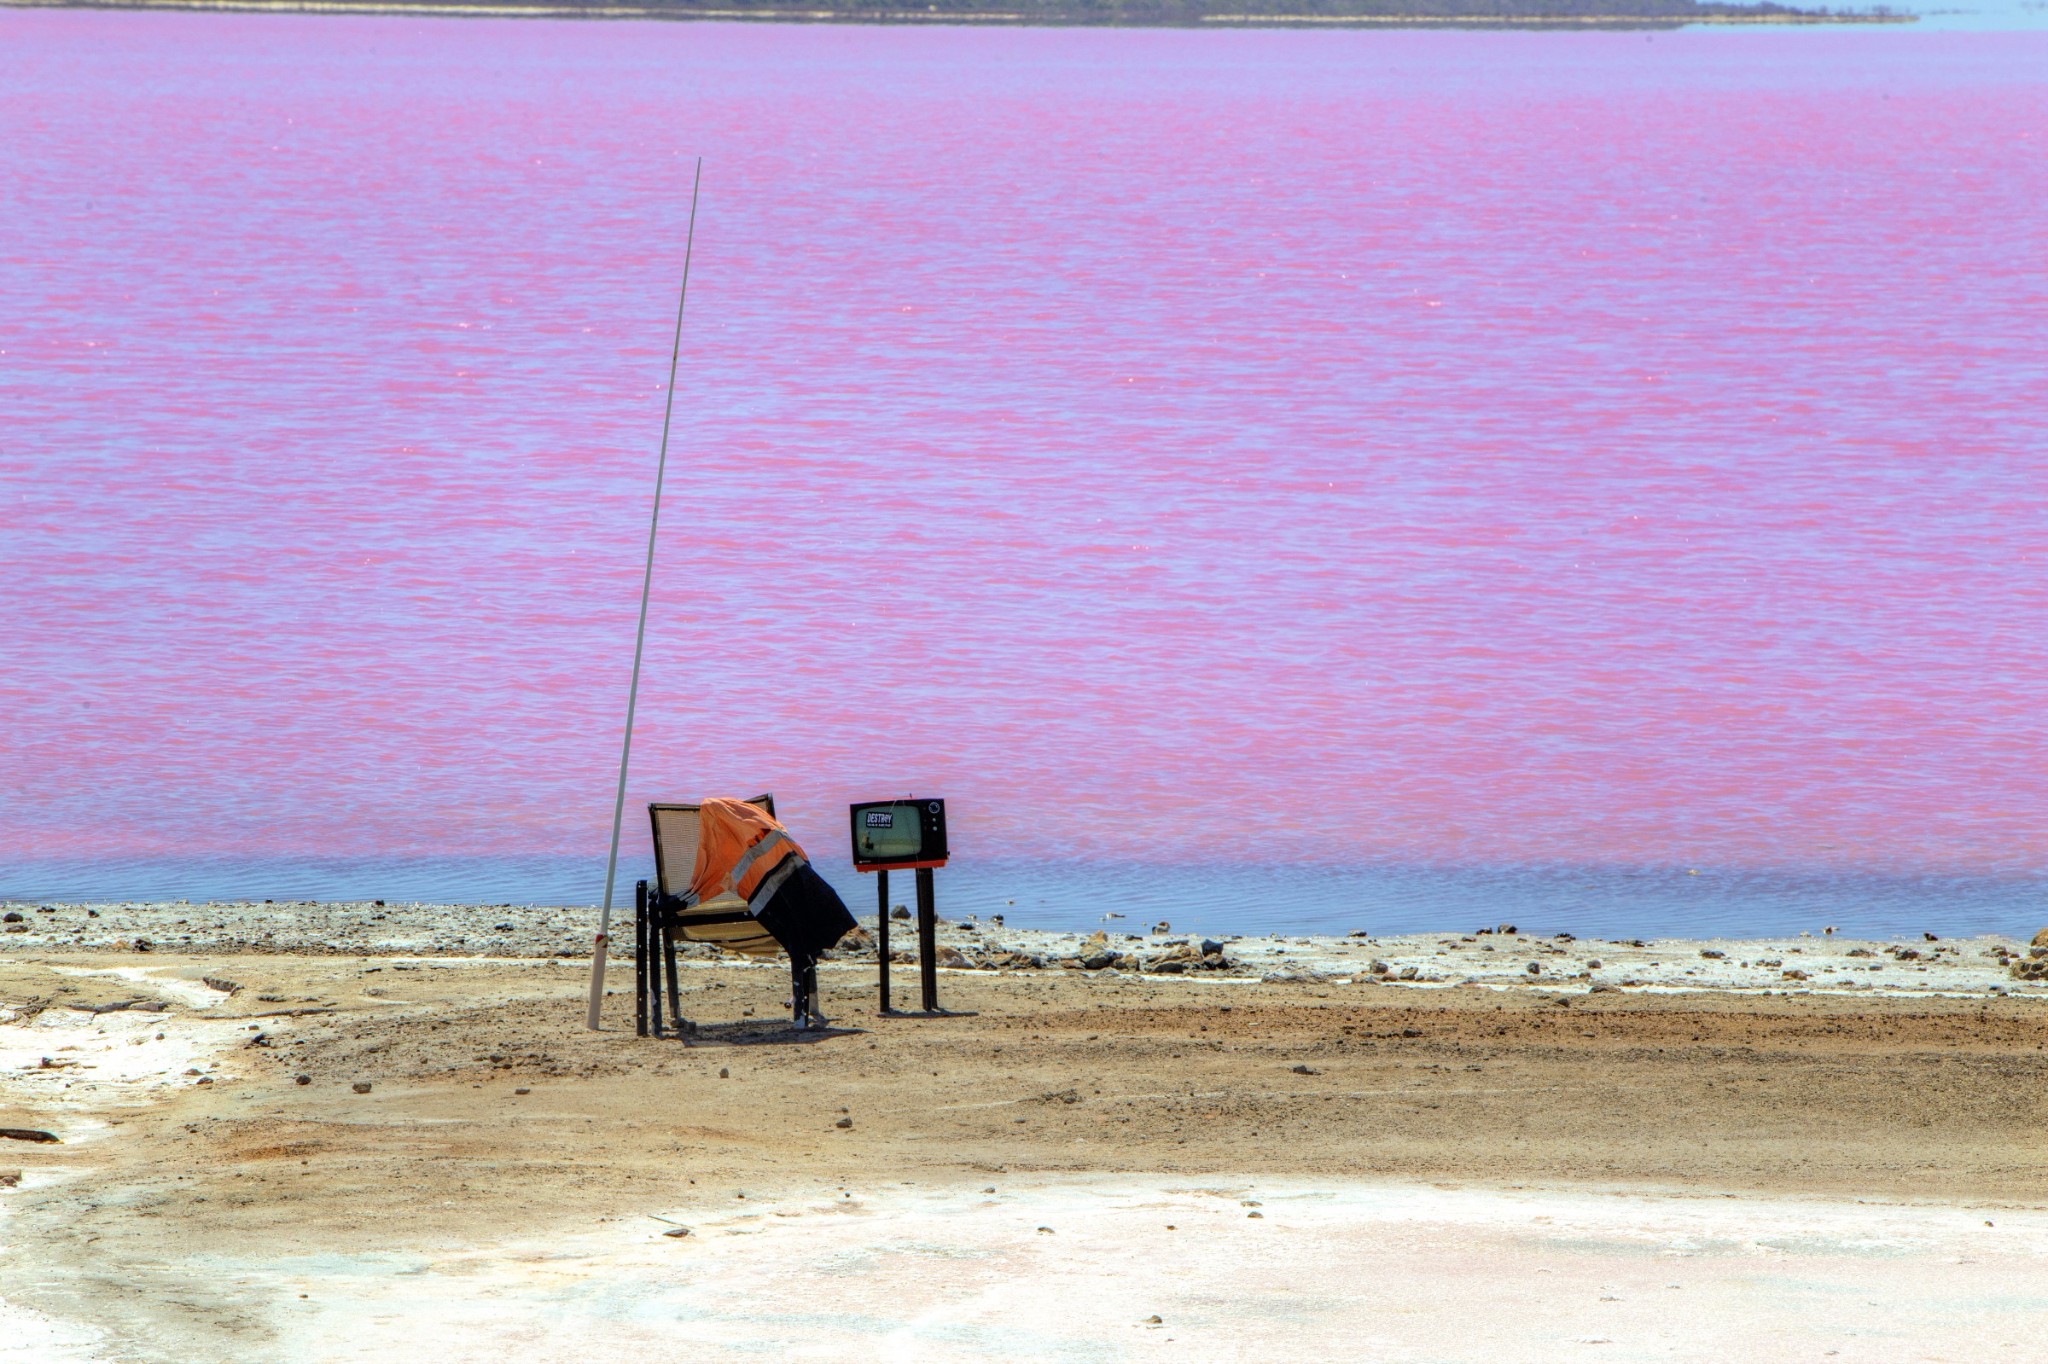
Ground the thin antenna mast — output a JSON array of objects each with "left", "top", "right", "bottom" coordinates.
[{"left": 587, "top": 158, "right": 704, "bottom": 1031}]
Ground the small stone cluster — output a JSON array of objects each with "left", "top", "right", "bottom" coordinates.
[
  {"left": 1054, "top": 931, "right": 1233, "bottom": 974},
  {"left": 832, "top": 926, "right": 1232, "bottom": 974},
  {"left": 2004, "top": 928, "right": 2048, "bottom": 981}
]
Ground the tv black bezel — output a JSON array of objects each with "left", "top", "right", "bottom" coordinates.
[{"left": 849, "top": 797, "right": 948, "bottom": 871}]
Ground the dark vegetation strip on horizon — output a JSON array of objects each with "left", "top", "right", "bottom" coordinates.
[{"left": 5, "top": 0, "right": 1916, "bottom": 23}]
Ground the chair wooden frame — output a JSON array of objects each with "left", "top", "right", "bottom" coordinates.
[{"left": 636, "top": 793, "right": 775, "bottom": 1038}]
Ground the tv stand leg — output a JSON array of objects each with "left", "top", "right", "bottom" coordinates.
[
  {"left": 916, "top": 866, "right": 938, "bottom": 1013},
  {"left": 875, "top": 869, "right": 890, "bottom": 1012}
]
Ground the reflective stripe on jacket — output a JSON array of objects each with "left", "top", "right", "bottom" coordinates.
[{"left": 689, "top": 797, "right": 807, "bottom": 911}]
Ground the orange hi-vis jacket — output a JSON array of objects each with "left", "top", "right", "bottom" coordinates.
[{"left": 685, "top": 797, "right": 807, "bottom": 913}]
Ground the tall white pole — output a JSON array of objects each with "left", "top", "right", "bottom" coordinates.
[{"left": 587, "top": 159, "right": 703, "bottom": 1032}]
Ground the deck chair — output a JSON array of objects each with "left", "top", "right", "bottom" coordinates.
[{"left": 635, "top": 793, "right": 776, "bottom": 1038}]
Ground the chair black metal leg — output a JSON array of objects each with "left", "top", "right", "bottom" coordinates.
[
  {"left": 649, "top": 920, "right": 668, "bottom": 1039},
  {"left": 634, "top": 881, "right": 649, "bottom": 1039},
  {"left": 664, "top": 919, "right": 684, "bottom": 1034}
]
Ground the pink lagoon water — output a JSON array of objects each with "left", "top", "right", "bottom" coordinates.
[{"left": 3, "top": 14, "right": 2045, "bottom": 935}]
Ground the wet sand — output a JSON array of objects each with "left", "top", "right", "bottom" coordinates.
[{"left": 1, "top": 908, "right": 2045, "bottom": 1359}]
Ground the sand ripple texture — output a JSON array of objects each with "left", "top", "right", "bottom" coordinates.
[{"left": 1, "top": 949, "right": 2047, "bottom": 1360}]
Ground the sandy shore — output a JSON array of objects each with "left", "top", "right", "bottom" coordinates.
[{"left": 1, "top": 905, "right": 2045, "bottom": 1359}]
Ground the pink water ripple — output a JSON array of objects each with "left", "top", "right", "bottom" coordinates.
[{"left": 2, "top": 16, "right": 2045, "bottom": 903}]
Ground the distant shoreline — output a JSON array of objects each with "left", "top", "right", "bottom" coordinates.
[
  {"left": 3, "top": 898, "right": 2039, "bottom": 997},
  {"left": 0, "top": 0, "right": 1916, "bottom": 25}
]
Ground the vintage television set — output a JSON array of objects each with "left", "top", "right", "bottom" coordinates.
[
  {"left": 850, "top": 796, "right": 949, "bottom": 1014},
  {"left": 849, "top": 798, "right": 948, "bottom": 871}
]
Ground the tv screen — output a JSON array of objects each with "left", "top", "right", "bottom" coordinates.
[{"left": 849, "top": 798, "right": 948, "bottom": 869}]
